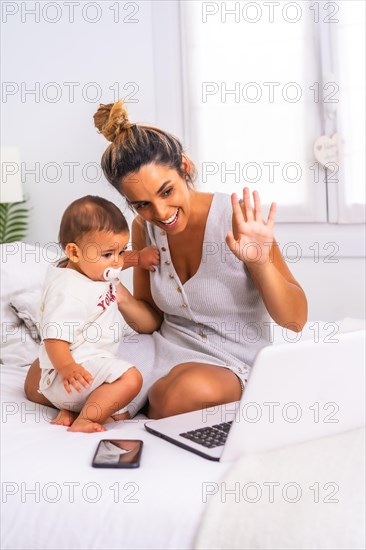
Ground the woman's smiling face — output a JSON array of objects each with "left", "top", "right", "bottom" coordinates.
[{"left": 121, "top": 163, "right": 192, "bottom": 234}]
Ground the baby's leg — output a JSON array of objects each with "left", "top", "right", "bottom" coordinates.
[{"left": 68, "top": 367, "right": 142, "bottom": 433}]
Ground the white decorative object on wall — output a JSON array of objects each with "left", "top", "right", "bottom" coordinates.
[{"left": 313, "top": 133, "right": 340, "bottom": 170}]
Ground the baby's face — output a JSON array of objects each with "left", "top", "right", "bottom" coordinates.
[{"left": 72, "top": 230, "right": 130, "bottom": 281}]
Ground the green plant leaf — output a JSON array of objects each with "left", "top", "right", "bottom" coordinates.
[
  {"left": 3, "top": 235, "right": 26, "bottom": 243},
  {"left": 4, "top": 218, "right": 28, "bottom": 226},
  {"left": 0, "top": 200, "right": 29, "bottom": 244}
]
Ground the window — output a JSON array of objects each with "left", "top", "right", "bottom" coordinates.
[
  {"left": 180, "top": 0, "right": 365, "bottom": 224},
  {"left": 330, "top": 1, "right": 365, "bottom": 222}
]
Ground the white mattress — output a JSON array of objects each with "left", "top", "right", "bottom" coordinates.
[{"left": 1, "top": 365, "right": 231, "bottom": 550}]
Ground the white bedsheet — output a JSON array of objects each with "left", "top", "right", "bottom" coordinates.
[
  {"left": 1, "top": 365, "right": 231, "bottom": 550},
  {"left": 2, "top": 318, "right": 365, "bottom": 549}
]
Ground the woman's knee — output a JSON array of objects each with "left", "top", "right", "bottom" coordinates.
[{"left": 148, "top": 365, "right": 235, "bottom": 419}]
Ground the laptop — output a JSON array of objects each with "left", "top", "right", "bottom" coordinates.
[{"left": 144, "top": 330, "right": 365, "bottom": 461}]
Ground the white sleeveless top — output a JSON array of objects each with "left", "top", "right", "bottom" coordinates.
[{"left": 142, "top": 192, "right": 272, "bottom": 384}]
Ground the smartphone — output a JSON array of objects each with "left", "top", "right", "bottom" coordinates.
[{"left": 92, "top": 439, "right": 143, "bottom": 468}]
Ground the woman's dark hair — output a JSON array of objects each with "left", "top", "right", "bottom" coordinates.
[
  {"left": 93, "top": 100, "right": 196, "bottom": 193},
  {"left": 59, "top": 195, "right": 129, "bottom": 249}
]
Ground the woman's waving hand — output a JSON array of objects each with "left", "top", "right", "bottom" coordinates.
[{"left": 226, "top": 187, "right": 276, "bottom": 266}]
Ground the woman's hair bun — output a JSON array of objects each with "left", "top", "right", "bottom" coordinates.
[{"left": 93, "top": 100, "right": 132, "bottom": 142}]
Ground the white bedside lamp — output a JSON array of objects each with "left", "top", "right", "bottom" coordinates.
[{"left": 0, "top": 148, "right": 23, "bottom": 203}]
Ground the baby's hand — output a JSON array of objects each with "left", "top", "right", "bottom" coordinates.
[
  {"left": 58, "top": 362, "right": 94, "bottom": 394},
  {"left": 139, "top": 246, "right": 160, "bottom": 272}
]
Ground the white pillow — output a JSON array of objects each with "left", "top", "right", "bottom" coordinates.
[
  {"left": 10, "top": 287, "right": 42, "bottom": 342},
  {"left": 0, "top": 241, "right": 134, "bottom": 367},
  {"left": 0, "top": 241, "right": 62, "bottom": 367}
]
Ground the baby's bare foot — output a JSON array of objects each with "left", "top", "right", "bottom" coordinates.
[
  {"left": 51, "top": 409, "right": 77, "bottom": 426},
  {"left": 67, "top": 418, "right": 106, "bottom": 433}
]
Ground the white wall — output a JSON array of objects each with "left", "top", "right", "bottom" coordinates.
[
  {"left": 2, "top": 0, "right": 156, "bottom": 242},
  {"left": 273, "top": 222, "right": 366, "bottom": 321},
  {"left": 288, "top": 258, "right": 365, "bottom": 322},
  {"left": 2, "top": 0, "right": 182, "bottom": 294},
  {"left": 2, "top": 0, "right": 365, "bottom": 322}
]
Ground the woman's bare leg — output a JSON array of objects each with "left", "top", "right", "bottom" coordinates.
[
  {"left": 24, "top": 359, "right": 55, "bottom": 407},
  {"left": 147, "top": 362, "right": 242, "bottom": 419}
]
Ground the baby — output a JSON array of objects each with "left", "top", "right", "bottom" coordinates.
[{"left": 37, "top": 195, "right": 159, "bottom": 433}]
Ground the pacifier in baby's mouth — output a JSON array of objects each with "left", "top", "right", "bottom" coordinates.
[{"left": 103, "top": 267, "right": 122, "bottom": 285}]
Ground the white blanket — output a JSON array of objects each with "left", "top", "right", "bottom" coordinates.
[{"left": 195, "top": 427, "right": 365, "bottom": 550}]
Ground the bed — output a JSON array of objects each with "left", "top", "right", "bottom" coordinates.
[
  {"left": 1, "top": 242, "right": 365, "bottom": 549},
  {"left": 1, "top": 242, "right": 233, "bottom": 549},
  {"left": 1, "top": 363, "right": 235, "bottom": 550}
]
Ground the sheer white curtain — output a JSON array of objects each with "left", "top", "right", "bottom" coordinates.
[{"left": 331, "top": 0, "right": 365, "bottom": 222}]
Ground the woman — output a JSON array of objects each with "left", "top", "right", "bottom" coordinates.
[{"left": 25, "top": 100, "right": 307, "bottom": 419}]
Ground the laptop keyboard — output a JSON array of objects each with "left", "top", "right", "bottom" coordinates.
[{"left": 179, "top": 421, "right": 233, "bottom": 448}]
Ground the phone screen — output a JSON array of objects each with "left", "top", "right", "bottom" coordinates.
[{"left": 92, "top": 439, "right": 143, "bottom": 468}]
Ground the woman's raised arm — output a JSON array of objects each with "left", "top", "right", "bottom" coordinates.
[{"left": 226, "top": 188, "right": 308, "bottom": 331}]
